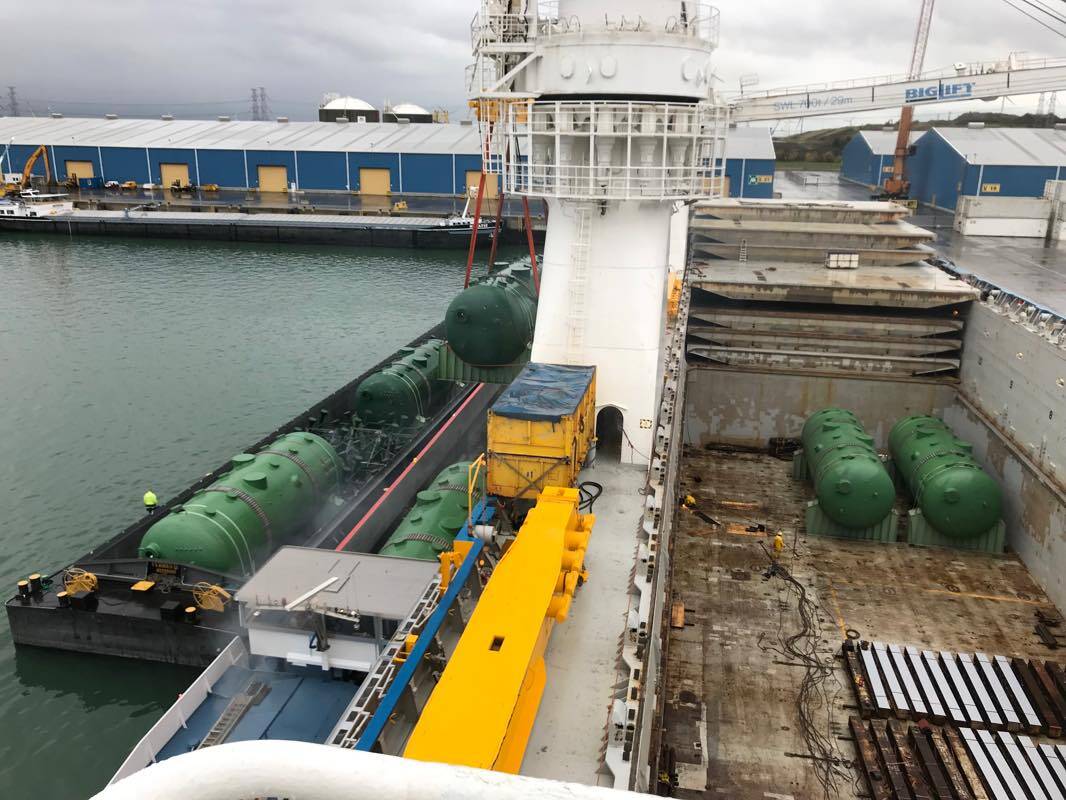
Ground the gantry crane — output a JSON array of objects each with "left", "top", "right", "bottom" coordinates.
[{"left": 882, "top": 0, "right": 937, "bottom": 198}]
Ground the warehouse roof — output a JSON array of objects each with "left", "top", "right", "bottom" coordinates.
[
  {"left": 0, "top": 115, "right": 482, "bottom": 155},
  {"left": 725, "top": 126, "right": 775, "bottom": 160},
  {"left": 931, "top": 126, "right": 1066, "bottom": 166},
  {"left": 857, "top": 130, "right": 923, "bottom": 155}
]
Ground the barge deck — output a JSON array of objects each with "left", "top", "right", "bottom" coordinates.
[{"left": 0, "top": 208, "right": 542, "bottom": 249}]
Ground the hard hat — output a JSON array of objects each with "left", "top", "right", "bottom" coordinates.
[{"left": 143, "top": 490, "right": 158, "bottom": 507}]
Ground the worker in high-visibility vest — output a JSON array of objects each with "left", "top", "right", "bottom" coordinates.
[
  {"left": 772, "top": 531, "right": 785, "bottom": 563},
  {"left": 763, "top": 531, "right": 786, "bottom": 580},
  {"left": 143, "top": 489, "right": 158, "bottom": 515}
]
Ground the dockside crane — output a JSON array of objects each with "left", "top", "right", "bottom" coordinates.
[{"left": 882, "top": 0, "right": 937, "bottom": 199}]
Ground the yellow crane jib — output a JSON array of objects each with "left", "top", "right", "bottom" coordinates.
[{"left": 402, "top": 486, "right": 594, "bottom": 774}]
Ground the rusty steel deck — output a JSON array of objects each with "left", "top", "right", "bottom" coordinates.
[{"left": 657, "top": 446, "right": 1057, "bottom": 799}]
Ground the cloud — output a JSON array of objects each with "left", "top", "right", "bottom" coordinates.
[
  {"left": 714, "top": 0, "right": 1066, "bottom": 130},
  {"left": 3, "top": 0, "right": 1062, "bottom": 128}
]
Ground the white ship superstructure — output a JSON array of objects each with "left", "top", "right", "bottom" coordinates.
[{"left": 470, "top": 0, "right": 728, "bottom": 464}]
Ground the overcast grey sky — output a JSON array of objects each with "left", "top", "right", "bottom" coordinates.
[{"left": 3, "top": 0, "right": 1064, "bottom": 130}]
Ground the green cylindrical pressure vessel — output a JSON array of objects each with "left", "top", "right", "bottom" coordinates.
[
  {"left": 354, "top": 339, "right": 443, "bottom": 427},
  {"left": 138, "top": 432, "right": 342, "bottom": 574},
  {"left": 889, "top": 415, "right": 1002, "bottom": 539},
  {"left": 801, "top": 408, "right": 895, "bottom": 530},
  {"left": 445, "top": 262, "right": 537, "bottom": 366},
  {"left": 379, "top": 461, "right": 473, "bottom": 560}
]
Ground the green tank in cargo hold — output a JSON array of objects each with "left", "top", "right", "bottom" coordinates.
[
  {"left": 354, "top": 339, "right": 443, "bottom": 427},
  {"left": 138, "top": 431, "right": 342, "bottom": 575},
  {"left": 379, "top": 461, "right": 473, "bottom": 560},
  {"left": 889, "top": 415, "right": 1002, "bottom": 539},
  {"left": 800, "top": 408, "right": 895, "bottom": 530},
  {"left": 444, "top": 262, "right": 537, "bottom": 366}
]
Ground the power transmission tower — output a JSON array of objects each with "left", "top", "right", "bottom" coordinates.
[
  {"left": 258, "top": 87, "right": 271, "bottom": 120},
  {"left": 1050, "top": 92, "right": 1058, "bottom": 122},
  {"left": 1038, "top": 92, "right": 1047, "bottom": 117},
  {"left": 250, "top": 88, "right": 260, "bottom": 121},
  {"left": 7, "top": 86, "right": 18, "bottom": 117}
]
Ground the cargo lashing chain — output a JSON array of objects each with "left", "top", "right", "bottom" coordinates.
[
  {"left": 812, "top": 443, "right": 876, "bottom": 484},
  {"left": 911, "top": 449, "right": 979, "bottom": 504},
  {"left": 259, "top": 449, "right": 319, "bottom": 496},
  {"left": 204, "top": 485, "right": 274, "bottom": 552},
  {"left": 389, "top": 532, "right": 456, "bottom": 552},
  {"left": 387, "top": 484, "right": 474, "bottom": 553}
]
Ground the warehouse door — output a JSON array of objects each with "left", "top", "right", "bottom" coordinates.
[
  {"left": 160, "top": 163, "right": 190, "bottom": 189},
  {"left": 257, "top": 165, "right": 288, "bottom": 192},
  {"left": 466, "top": 170, "right": 498, "bottom": 199},
  {"left": 359, "top": 168, "right": 391, "bottom": 196},
  {"left": 65, "top": 160, "right": 94, "bottom": 181}
]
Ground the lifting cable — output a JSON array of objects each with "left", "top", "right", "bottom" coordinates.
[
  {"left": 998, "top": 0, "right": 1066, "bottom": 36},
  {"left": 462, "top": 170, "right": 488, "bottom": 289}
]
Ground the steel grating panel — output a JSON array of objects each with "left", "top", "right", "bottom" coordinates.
[
  {"left": 845, "top": 641, "right": 1066, "bottom": 738},
  {"left": 906, "top": 646, "right": 946, "bottom": 723}
]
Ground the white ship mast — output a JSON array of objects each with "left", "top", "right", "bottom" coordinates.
[{"left": 470, "top": 0, "right": 729, "bottom": 464}]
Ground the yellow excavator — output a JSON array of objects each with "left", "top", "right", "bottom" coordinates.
[
  {"left": 1, "top": 144, "right": 51, "bottom": 195},
  {"left": 20, "top": 145, "right": 51, "bottom": 188}
]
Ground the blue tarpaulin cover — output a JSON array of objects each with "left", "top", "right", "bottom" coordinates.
[{"left": 491, "top": 363, "right": 594, "bottom": 422}]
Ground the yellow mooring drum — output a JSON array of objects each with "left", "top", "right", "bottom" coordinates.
[{"left": 486, "top": 363, "right": 596, "bottom": 500}]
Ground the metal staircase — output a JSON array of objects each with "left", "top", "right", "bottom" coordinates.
[{"left": 197, "top": 680, "right": 267, "bottom": 749}]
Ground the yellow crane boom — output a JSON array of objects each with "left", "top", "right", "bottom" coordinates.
[{"left": 21, "top": 144, "right": 52, "bottom": 188}]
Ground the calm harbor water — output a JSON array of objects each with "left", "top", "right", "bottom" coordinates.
[{"left": 0, "top": 233, "right": 487, "bottom": 796}]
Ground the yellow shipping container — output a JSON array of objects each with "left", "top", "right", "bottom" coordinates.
[{"left": 487, "top": 363, "right": 596, "bottom": 500}]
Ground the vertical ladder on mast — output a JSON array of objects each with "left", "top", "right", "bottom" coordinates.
[{"left": 565, "top": 204, "right": 592, "bottom": 363}]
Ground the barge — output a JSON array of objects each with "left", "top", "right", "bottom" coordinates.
[{"left": 5, "top": 323, "right": 503, "bottom": 666}]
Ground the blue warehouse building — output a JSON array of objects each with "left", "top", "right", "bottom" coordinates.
[
  {"left": 722, "top": 126, "right": 776, "bottom": 199},
  {"left": 907, "top": 126, "right": 1066, "bottom": 211},
  {"left": 840, "top": 130, "right": 923, "bottom": 189},
  {"left": 0, "top": 116, "right": 491, "bottom": 197},
  {"left": 0, "top": 115, "right": 775, "bottom": 199}
]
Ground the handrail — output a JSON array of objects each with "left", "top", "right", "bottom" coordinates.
[
  {"left": 472, "top": 1, "right": 719, "bottom": 47},
  {"left": 353, "top": 502, "right": 491, "bottom": 751},
  {"left": 467, "top": 453, "right": 487, "bottom": 533}
]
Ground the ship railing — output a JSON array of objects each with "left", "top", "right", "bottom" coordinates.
[
  {"left": 108, "top": 636, "right": 249, "bottom": 785},
  {"left": 933, "top": 257, "right": 1066, "bottom": 349},
  {"left": 465, "top": 58, "right": 504, "bottom": 97},
  {"left": 495, "top": 99, "right": 730, "bottom": 202},
  {"left": 470, "top": 2, "right": 720, "bottom": 51},
  {"left": 603, "top": 276, "right": 693, "bottom": 790}
]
